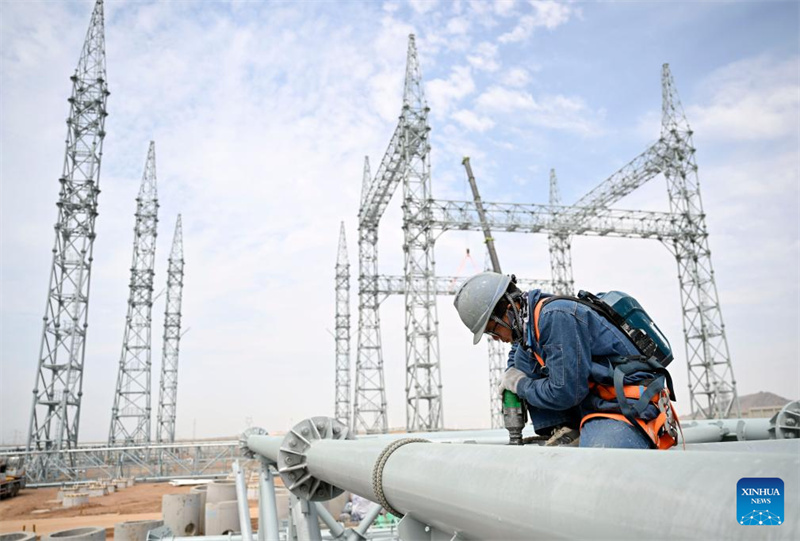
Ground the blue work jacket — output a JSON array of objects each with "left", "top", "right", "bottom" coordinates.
[{"left": 507, "top": 289, "right": 659, "bottom": 431}]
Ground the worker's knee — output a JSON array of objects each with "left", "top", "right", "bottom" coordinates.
[{"left": 579, "top": 418, "right": 651, "bottom": 449}]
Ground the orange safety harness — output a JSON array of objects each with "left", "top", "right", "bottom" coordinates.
[{"left": 532, "top": 298, "right": 681, "bottom": 450}]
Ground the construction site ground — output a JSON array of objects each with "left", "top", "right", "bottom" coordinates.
[{"left": 0, "top": 483, "right": 260, "bottom": 538}]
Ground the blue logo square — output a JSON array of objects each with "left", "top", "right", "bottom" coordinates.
[{"left": 737, "top": 477, "right": 784, "bottom": 526}]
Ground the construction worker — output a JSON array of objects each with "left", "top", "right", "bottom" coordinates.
[{"left": 453, "top": 272, "right": 678, "bottom": 449}]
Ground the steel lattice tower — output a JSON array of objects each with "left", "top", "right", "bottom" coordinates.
[
  {"left": 26, "top": 0, "right": 109, "bottom": 482},
  {"left": 400, "top": 36, "right": 443, "bottom": 431},
  {"left": 548, "top": 169, "right": 574, "bottom": 295},
  {"left": 660, "top": 65, "right": 739, "bottom": 419},
  {"left": 156, "top": 215, "right": 185, "bottom": 443},
  {"left": 109, "top": 141, "right": 159, "bottom": 445},
  {"left": 354, "top": 156, "right": 388, "bottom": 433},
  {"left": 334, "top": 222, "right": 351, "bottom": 426}
]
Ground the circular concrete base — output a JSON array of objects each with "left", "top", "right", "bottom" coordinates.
[
  {"left": 114, "top": 519, "right": 164, "bottom": 541},
  {"left": 43, "top": 527, "right": 105, "bottom": 540}
]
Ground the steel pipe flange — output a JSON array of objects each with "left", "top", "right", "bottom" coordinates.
[
  {"left": 240, "top": 426, "right": 268, "bottom": 458},
  {"left": 770, "top": 400, "right": 800, "bottom": 439},
  {"left": 277, "top": 416, "right": 353, "bottom": 501}
]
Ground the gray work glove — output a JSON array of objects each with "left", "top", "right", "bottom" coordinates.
[{"left": 497, "top": 367, "right": 527, "bottom": 397}]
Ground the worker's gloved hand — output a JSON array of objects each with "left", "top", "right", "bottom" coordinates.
[{"left": 497, "top": 367, "right": 527, "bottom": 396}]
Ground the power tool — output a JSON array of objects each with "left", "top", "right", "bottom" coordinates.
[{"left": 502, "top": 390, "right": 527, "bottom": 445}]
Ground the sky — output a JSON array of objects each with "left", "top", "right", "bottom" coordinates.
[{"left": 1, "top": 0, "right": 798, "bottom": 445}]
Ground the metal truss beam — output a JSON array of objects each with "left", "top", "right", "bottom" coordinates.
[
  {"left": 428, "top": 200, "right": 683, "bottom": 239},
  {"left": 2, "top": 440, "right": 240, "bottom": 486},
  {"left": 109, "top": 141, "right": 159, "bottom": 445},
  {"left": 26, "top": 0, "right": 109, "bottom": 483},
  {"left": 156, "top": 215, "right": 185, "bottom": 443},
  {"left": 376, "top": 275, "right": 551, "bottom": 300}
]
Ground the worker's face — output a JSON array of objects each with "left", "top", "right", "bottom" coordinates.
[{"left": 485, "top": 308, "right": 514, "bottom": 343}]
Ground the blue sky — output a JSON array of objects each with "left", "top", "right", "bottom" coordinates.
[{"left": 1, "top": 0, "right": 798, "bottom": 444}]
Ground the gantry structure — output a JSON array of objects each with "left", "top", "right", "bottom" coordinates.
[
  {"left": 354, "top": 35, "right": 442, "bottom": 432},
  {"left": 351, "top": 35, "right": 738, "bottom": 431},
  {"left": 26, "top": 0, "right": 109, "bottom": 481},
  {"left": 109, "top": 141, "right": 160, "bottom": 445},
  {"left": 156, "top": 215, "right": 185, "bottom": 443},
  {"left": 334, "top": 222, "right": 351, "bottom": 426}
]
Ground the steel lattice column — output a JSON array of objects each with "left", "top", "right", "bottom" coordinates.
[
  {"left": 156, "top": 215, "right": 185, "bottom": 443},
  {"left": 26, "top": 0, "right": 109, "bottom": 482},
  {"left": 660, "top": 64, "right": 739, "bottom": 419},
  {"left": 109, "top": 141, "right": 159, "bottom": 445},
  {"left": 334, "top": 222, "right": 351, "bottom": 426},
  {"left": 354, "top": 157, "right": 388, "bottom": 433},
  {"left": 401, "top": 35, "right": 443, "bottom": 431},
  {"left": 547, "top": 169, "right": 574, "bottom": 295}
]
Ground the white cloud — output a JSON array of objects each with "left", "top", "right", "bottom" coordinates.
[
  {"left": 476, "top": 85, "right": 537, "bottom": 112},
  {"left": 427, "top": 65, "right": 476, "bottom": 115},
  {"left": 475, "top": 85, "right": 601, "bottom": 135},
  {"left": 502, "top": 67, "right": 532, "bottom": 87},
  {"left": 466, "top": 42, "right": 500, "bottom": 72},
  {"left": 409, "top": 0, "right": 438, "bottom": 14},
  {"left": 499, "top": 0, "right": 573, "bottom": 43},
  {"left": 446, "top": 16, "right": 470, "bottom": 35},
  {"left": 451, "top": 109, "right": 496, "bottom": 132},
  {"left": 494, "top": 0, "right": 517, "bottom": 17},
  {"left": 688, "top": 56, "right": 800, "bottom": 142}
]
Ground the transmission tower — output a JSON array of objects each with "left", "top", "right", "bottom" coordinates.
[
  {"left": 334, "top": 222, "right": 351, "bottom": 426},
  {"left": 400, "top": 35, "right": 443, "bottom": 431},
  {"left": 109, "top": 141, "right": 159, "bottom": 445},
  {"left": 548, "top": 169, "right": 574, "bottom": 295},
  {"left": 354, "top": 156, "right": 388, "bottom": 433},
  {"left": 660, "top": 65, "right": 739, "bottom": 419},
  {"left": 26, "top": 0, "right": 109, "bottom": 482},
  {"left": 156, "top": 215, "right": 185, "bottom": 443}
]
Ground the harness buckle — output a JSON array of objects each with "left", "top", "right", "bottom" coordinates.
[{"left": 658, "top": 390, "right": 678, "bottom": 440}]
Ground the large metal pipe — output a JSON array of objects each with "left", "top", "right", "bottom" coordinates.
[
  {"left": 257, "top": 459, "right": 280, "bottom": 541},
  {"left": 246, "top": 433, "right": 799, "bottom": 540},
  {"left": 232, "top": 461, "right": 253, "bottom": 541}
]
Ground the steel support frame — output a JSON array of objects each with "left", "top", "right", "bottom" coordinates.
[
  {"left": 3, "top": 440, "right": 241, "bottom": 486},
  {"left": 334, "top": 222, "right": 352, "bottom": 427},
  {"left": 156, "top": 215, "right": 185, "bottom": 443},
  {"left": 26, "top": 0, "right": 109, "bottom": 483},
  {"left": 109, "top": 141, "right": 160, "bottom": 445}
]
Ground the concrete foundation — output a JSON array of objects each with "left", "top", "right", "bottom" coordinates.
[
  {"left": 162, "top": 493, "right": 202, "bottom": 537},
  {"left": 189, "top": 485, "right": 208, "bottom": 534},
  {"left": 57, "top": 488, "right": 77, "bottom": 501},
  {"left": 206, "top": 481, "right": 236, "bottom": 504},
  {"left": 205, "top": 500, "right": 239, "bottom": 535},
  {"left": 114, "top": 519, "right": 164, "bottom": 541},
  {"left": 87, "top": 486, "right": 108, "bottom": 498},
  {"left": 43, "top": 527, "right": 105, "bottom": 540},
  {"left": 0, "top": 534, "right": 37, "bottom": 541},
  {"left": 62, "top": 493, "right": 89, "bottom": 508},
  {"left": 104, "top": 484, "right": 116, "bottom": 494}
]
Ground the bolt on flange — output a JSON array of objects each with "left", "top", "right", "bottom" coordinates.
[{"left": 277, "top": 416, "right": 353, "bottom": 501}]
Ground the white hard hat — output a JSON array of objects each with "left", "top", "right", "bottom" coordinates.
[{"left": 453, "top": 272, "right": 512, "bottom": 344}]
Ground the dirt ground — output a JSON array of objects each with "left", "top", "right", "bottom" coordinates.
[{"left": 0, "top": 483, "right": 209, "bottom": 537}]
